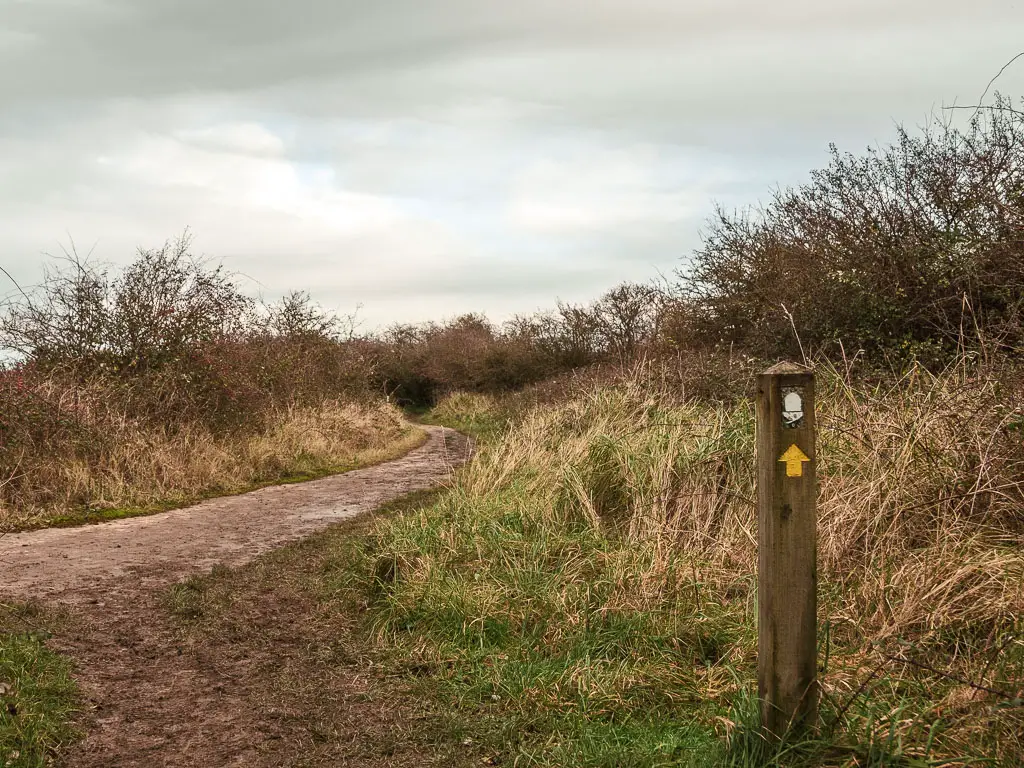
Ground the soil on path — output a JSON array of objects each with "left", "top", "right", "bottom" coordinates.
[
  {"left": 2, "top": 426, "right": 470, "bottom": 603},
  {"left": 1, "top": 425, "right": 474, "bottom": 767}
]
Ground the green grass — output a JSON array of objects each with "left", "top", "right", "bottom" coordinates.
[
  {"left": 343, "top": 373, "right": 1024, "bottom": 766},
  {"left": 0, "top": 606, "right": 78, "bottom": 768},
  {"left": 354, "top": 484, "right": 745, "bottom": 766},
  {"left": 419, "top": 392, "right": 509, "bottom": 443},
  {"left": 359, "top": 495, "right": 953, "bottom": 768}
]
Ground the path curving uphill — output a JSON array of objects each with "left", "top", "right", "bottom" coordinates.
[
  {"left": 1, "top": 425, "right": 472, "bottom": 604},
  {"left": 1, "top": 425, "right": 474, "bottom": 768}
]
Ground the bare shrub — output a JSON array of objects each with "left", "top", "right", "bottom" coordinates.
[
  {"left": 0, "top": 236, "right": 393, "bottom": 526},
  {"left": 1, "top": 232, "right": 254, "bottom": 376},
  {"left": 366, "top": 282, "right": 671, "bottom": 407},
  {"left": 680, "top": 95, "right": 1024, "bottom": 366}
]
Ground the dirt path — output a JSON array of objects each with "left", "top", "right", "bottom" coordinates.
[
  {"left": 1, "top": 425, "right": 473, "bottom": 767},
  {"left": 2, "top": 426, "right": 470, "bottom": 603}
]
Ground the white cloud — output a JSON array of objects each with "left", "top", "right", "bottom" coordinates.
[
  {"left": 174, "top": 123, "right": 288, "bottom": 158},
  {"left": 0, "top": 27, "right": 37, "bottom": 52},
  {"left": 2, "top": 0, "right": 1024, "bottom": 330},
  {"left": 0, "top": 114, "right": 486, "bottom": 325},
  {"left": 98, "top": 126, "right": 406, "bottom": 234},
  {"left": 505, "top": 144, "right": 734, "bottom": 237}
]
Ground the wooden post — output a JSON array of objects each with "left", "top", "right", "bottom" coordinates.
[{"left": 756, "top": 361, "right": 817, "bottom": 737}]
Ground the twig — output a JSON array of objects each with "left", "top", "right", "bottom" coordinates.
[
  {"left": 891, "top": 481, "right": 1024, "bottom": 518},
  {"left": 0, "top": 602, "right": 41, "bottom": 633},
  {"left": 0, "top": 265, "right": 32, "bottom": 304},
  {"left": 883, "top": 652, "right": 1016, "bottom": 700},
  {"left": 975, "top": 51, "right": 1024, "bottom": 118},
  {"left": 830, "top": 656, "right": 890, "bottom": 734},
  {"left": 690, "top": 561, "right": 703, "bottom": 614},
  {"left": 945, "top": 104, "right": 1024, "bottom": 119},
  {"left": 973, "top": 633, "right": 1020, "bottom": 702},
  {"left": 780, "top": 303, "right": 807, "bottom": 365}
]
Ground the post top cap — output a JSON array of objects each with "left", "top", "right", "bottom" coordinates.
[{"left": 762, "top": 361, "right": 812, "bottom": 375}]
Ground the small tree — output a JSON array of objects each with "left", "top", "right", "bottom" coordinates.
[
  {"left": 592, "top": 282, "right": 663, "bottom": 361},
  {"left": 0, "top": 250, "right": 110, "bottom": 367},
  {"left": 107, "top": 234, "right": 254, "bottom": 371},
  {"left": 264, "top": 290, "right": 342, "bottom": 340},
  {"left": 1, "top": 231, "right": 255, "bottom": 374}
]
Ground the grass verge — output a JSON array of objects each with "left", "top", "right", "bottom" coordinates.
[
  {"left": 0, "top": 424, "right": 428, "bottom": 766},
  {"left": 0, "top": 604, "right": 78, "bottom": 768},
  {"left": 355, "top": 366, "right": 1024, "bottom": 766},
  {"left": 419, "top": 392, "right": 510, "bottom": 443},
  {"left": 6, "top": 424, "right": 427, "bottom": 533}
]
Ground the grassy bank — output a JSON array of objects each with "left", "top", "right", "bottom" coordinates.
[
  {"left": 0, "top": 605, "right": 78, "bottom": 768},
  {"left": 351, "top": 362, "right": 1023, "bottom": 766},
  {"left": 0, "top": 241, "right": 424, "bottom": 532},
  {"left": 0, "top": 388, "right": 421, "bottom": 531}
]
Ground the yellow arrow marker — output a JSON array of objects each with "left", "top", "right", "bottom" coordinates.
[{"left": 779, "top": 444, "right": 811, "bottom": 477}]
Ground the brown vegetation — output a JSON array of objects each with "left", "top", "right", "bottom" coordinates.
[
  {"left": 377, "top": 359, "right": 1024, "bottom": 763},
  {"left": 0, "top": 236, "right": 404, "bottom": 529},
  {"left": 677, "top": 97, "right": 1024, "bottom": 365}
]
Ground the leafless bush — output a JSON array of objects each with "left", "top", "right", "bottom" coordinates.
[
  {"left": 0, "top": 236, "right": 389, "bottom": 525},
  {"left": 680, "top": 94, "right": 1024, "bottom": 366},
  {"left": 262, "top": 290, "right": 361, "bottom": 341},
  {"left": 368, "top": 283, "right": 672, "bottom": 407},
  {"left": 1, "top": 232, "right": 255, "bottom": 375}
]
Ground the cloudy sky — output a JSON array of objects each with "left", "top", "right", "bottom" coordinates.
[{"left": 2, "top": 1, "right": 1023, "bottom": 329}]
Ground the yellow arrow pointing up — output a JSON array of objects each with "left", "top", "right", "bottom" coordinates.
[{"left": 779, "top": 444, "right": 810, "bottom": 477}]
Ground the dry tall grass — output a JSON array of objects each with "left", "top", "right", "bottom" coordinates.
[
  {"left": 0, "top": 371, "right": 413, "bottom": 530},
  {"left": 389, "top": 359, "right": 1024, "bottom": 762},
  {"left": 461, "top": 359, "right": 1024, "bottom": 633}
]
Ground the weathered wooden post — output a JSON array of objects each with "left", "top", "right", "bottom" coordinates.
[{"left": 756, "top": 361, "right": 817, "bottom": 737}]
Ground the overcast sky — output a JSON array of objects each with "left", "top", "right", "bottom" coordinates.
[{"left": 2, "top": 1, "right": 1023, "bottom": 329}]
